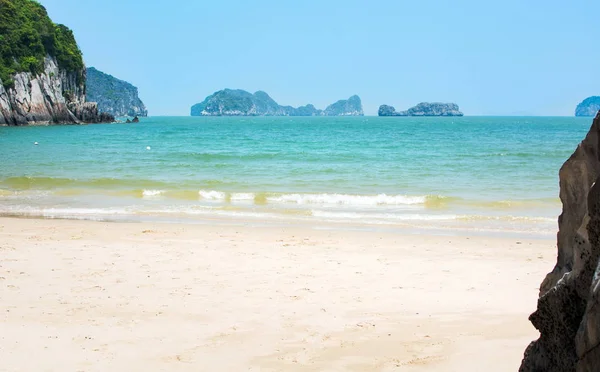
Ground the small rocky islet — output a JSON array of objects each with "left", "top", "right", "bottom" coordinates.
[
  {"left": 378, "top": 102, "right": 464, "bottom": 117},
  {"left": 190, "top": 89, "right": 363, "bottom": 116},
  {"left": 575, "top": 96, "right": 600, "bottom": 117}
]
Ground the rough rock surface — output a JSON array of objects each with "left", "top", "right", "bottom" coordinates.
[
  {"left": 520, "top": 111, "right": 600, "bottom": 371},
  {"left": 576, "top": 97, "right": 600, "bottom": 117},
  {"left": 67, "top": 102, "right": 114, "bottom": 124},
  {"left": 0, "top": 57, "right": 113, "bottom": 125},
  {"left": 378, "top": 102, "right": 463, "bottom": 116},
  {"left": 190, "top": 89, "right": 362, "bottom": 116},
  {"left": 85, "top": 67, "right": 148, "bottom": 117}
]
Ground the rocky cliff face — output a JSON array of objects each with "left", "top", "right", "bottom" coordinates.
[
  {"left": 323, "top": 95, "right": 363, "bottom": 116},
  {"left": 520, "top": 111, "right": 600, "bottom": 372},
  {"left": 0, "top": 57, "right": 113, "bottom": 125},
  {"left": 0, "top": 0, "right": 113, "bottom": 125},
  {"left": 576, "top": 97, "right": 600, "bottom": 117},
  {"left": 85, "top": 67, "right": 147, "bottom": 117},
  {"left": 190, "top": 89, "right": 362, "bottom": 116},
  {"left": 378, "top": 102, "right": 463, "bottom": 116}
]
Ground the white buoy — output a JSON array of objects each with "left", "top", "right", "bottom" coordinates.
[
  {"left": 34, "top": 142, "right": 38, "bottom": 145},
  {"left": 146, "top": 146, "right": 151, "bottom": 150}
]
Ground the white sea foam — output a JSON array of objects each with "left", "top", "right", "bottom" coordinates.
[
  {"left": 198, "top": 190, "right": 227, "bottom": 200},
  {"left": 0, "top": 206, "right": 131, "bottom": 217},
  {"left": 142, "top": 189, "right": 163, "bottom": 197},
  {"left": 267, "top": 193, "right": 427, "bottom": 206},
  {"left": 230, "top": 193, "right": 255, "bottom": 201},
  {"left": 192, "top": 190, "right": 433, "bottom": 206},
  {"left": 456, "top": 215, "right": 555, "bottom": 222}
]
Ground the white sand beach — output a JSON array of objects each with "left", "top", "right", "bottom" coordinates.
[{"left": 0, "top": 217, "right": 553, "bottom": 371}]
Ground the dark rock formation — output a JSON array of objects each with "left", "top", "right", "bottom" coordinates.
[
  {"left": 378, "top": 102, "right": 464, "bottom": 116},
  {"left": 190, "top": 89, "right": 362, "bottom": 116},
  {"left": 67, "top": 102, "right": 114, "bottom": 124},
  {"left": 132, "top": 116, "right": 140, "bottom": 123},
  {"left": 520, "top": 112, "right": 600, "bottom": 371},
  {"left": 576, "top": 97, "right": 600, "bottom": 117},
  {"left": 85, "top": 67, "right": 148, "bottom": 117}
]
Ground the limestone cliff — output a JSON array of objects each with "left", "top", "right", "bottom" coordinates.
[
  {"left": 378, "top": 102, "right": 464, "bottom": 116},
  {"left": 323, "top": 95, "right": 363, "bottom": 116},
  {"left": 0, "top": 0, "right": 113, "bottom": 125},
  {"left": 190, "top": 89, "right": 362, "bottom": 116},
  {"left": 520, "top": 112, "right": 600, "bottom": 371},
  {"left": 86, "top": 67, "right": 147, "bottom": 117},
  {"left": 576, "top": 97, "right": 600, "bottom": 117},
  {"left": 0, "top": 57, "right": 112, "bottom": 125}
]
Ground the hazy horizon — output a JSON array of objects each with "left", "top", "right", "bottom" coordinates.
[{"left": 39, "top": 0, "right": 600, "bottom": 116}]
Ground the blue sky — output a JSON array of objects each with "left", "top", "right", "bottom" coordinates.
[{"left": 40, "top": 0, "right": 600, "bottom": 116}]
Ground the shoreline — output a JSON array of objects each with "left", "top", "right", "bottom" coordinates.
[
  {"left": 0, "top": 211, "right": 558, "bottom": 240},
  {"left": 0, "top": 216, "right": 553, "bottom": 371}
]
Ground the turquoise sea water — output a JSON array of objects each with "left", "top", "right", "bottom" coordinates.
[{"left": 0, "top": 116, "right": 592, "bottom": 236}]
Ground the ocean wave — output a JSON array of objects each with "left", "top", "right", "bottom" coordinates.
[
  {"left": 142, "top": 189, "right": 163, "bottom": 197},
  {"left": 0, "top": 206, "right": 131, "bottom": 218},
  {"left": 198, "top": 190, "right": 227, "bottom": 200},
  {"left": 230, "top": 192, "right": 255, "bottom": 201},
  {"left": 266, "top": 193, "right": 433, "bottom": 206},
  {"left": 0, "top": 180, "right": 560, "bottom": 214},
  {"left": 193, "top": 191, "right": 447, "bottom": 206}
]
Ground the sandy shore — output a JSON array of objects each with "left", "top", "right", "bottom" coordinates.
[{"left": 0, "top": 217, "right": 554, "bottom": 371}]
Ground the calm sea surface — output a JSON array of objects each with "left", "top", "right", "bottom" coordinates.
[{"left": 0, "top": 116, "right": 592, "bottom": 236}]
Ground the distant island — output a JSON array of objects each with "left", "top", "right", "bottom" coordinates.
[
  {"left": 190, "top": 89, "right": 363, "bottom": 116},
  {"left": 575, "top": 96, "right": 600, "bottom": 117},
  {"left": 378, "top": 102, "right": 464, "bottom": 117},
  {"left": 86, "top": 67, "right": 148, "bottom": 118}
]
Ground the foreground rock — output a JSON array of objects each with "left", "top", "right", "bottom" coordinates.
[
  {"left": 0, "top": 58, "right": 114, "bottom": 125},
  {"left": 85, "top": 67, "right": 147, "bottom": 118},
  {"left": 520, "top": 112, "right": 600, "bottom": 371},
  {"left": 190, "top": 89, "right": 363, "bottom": 116},
  {"left": 0, "top": 0, "right": 113, "bottom": 125},
  {"left": 575, "top": 97, "right": 600, "bottom": 117},
  {"left": 378, "top": 102, "right": 463, "bottom": 116}
]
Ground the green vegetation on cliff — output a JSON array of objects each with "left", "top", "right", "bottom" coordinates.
[
  {"left": 86, "top": 67, "right": 148, "bottom": 117},
  {"left": 0, "top": 0, "right": 83, "bottom": 88}
]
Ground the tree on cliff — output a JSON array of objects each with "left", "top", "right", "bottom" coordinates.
[{"left": 0, "top": 0, "right": 83, "bottom": 88}]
